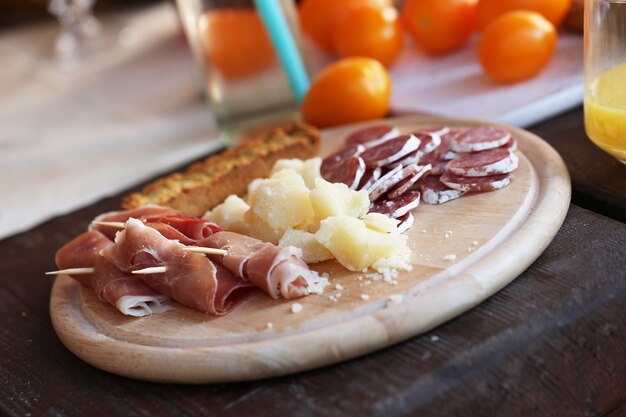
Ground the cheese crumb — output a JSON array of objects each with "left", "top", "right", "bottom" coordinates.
[
  {"left": 266, "top": 322, "right": 273, "bottom": 329},
  {"left": 444, "top": 231, "right": 451, "bottom": 239},
  {"left": 442, "top": 254, "right": 457, "bottom": 262},
  {"left": 472, "top": 240, "right": 479, "bottom": 246},
  {"left": 421, "top": 229, "right": 427, "bottom": 233},
  {"left": 307, "top": 272, "right": 330, "bottom": 294},
  {"left": 335, "top": 283, "right": 344, "bottom": 291},
  {"left": 360, "top": 294, "right": 370, "bottom": 300},
  {"left": 291, "top": 303, "right": 303, "bottom": 313}
]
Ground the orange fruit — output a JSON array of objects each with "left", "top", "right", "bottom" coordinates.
[
  {"left": 301, "top": 58, "right": 391, "bottom": 128},
  {"left": 478, "top": 10, "right": 557, "bottom": 83},
  {"left": 298, "top": 0, "right": 392, "bottom": 52},
  {"left": 402, "top": 0, "right": 478, "bottom": 55},
  {"left": 477, "top": 0, "right": 572, "bottom": 29},
  {"left": 332, "top": 4, "right": 403, "bottom": 66},
  {"left": 198, "top": 9, "right": 275, "bottom": 80}
]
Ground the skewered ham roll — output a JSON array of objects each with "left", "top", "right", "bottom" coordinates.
[
  {"left": 201, "top": 231, "right": 320, "bottom": 299},
  {"left": 101, "top": 219, "right": 253, "bottom": 315},
  {"left": 55, "top": 230, "right": 170, "bottom": 317},
  {"left": 92, "top": 205, "right": 222, "bottom": 244}
]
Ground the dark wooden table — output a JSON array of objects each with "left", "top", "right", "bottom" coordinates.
[{"left": 1, "top": 107, "right": 625, "bottom": 417}]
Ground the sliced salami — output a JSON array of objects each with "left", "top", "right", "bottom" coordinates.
[
  {"left": 419, "top": 126, "right": 450, "bottom": 137},
  {"left": 357, "top": 167, "right": 382, "bottom": 190},
  {"left": 440, "top": 171, "right": 512, "bottom": 192},
  {"left": 448, "top": 149, "right": 519, "bottom": 177},
  {"left": 419, "top": 155, "right": 448, "bottom": 176},
  {"left": 421, "top": 176, "right": 467, "bottom": 205},
  {"left": 416, "top": 132, "right": 442, "bottom": 155},
  {"left": 345, "top": 125, "right": 400, "bottom": 148},
  {"left": 367, "top": 165, "right": 413, "bottom": 201},
  {"left": 370, "top": 191, "right": 421, "bottom": 218},
  {"left": 387, "top": 164, "right": 432, "bottom": 199},
  {"left": 360, "top": 135, "right": 421, "bottom": 169},
  {"left": 450, "top": 126, "right": 511, "bottom": 153},
  {"left": 388, "top": 149, "right": 420, "bottom": 169},
  {"left": 436, "top": 130, "right": 462, "bottom": 160},
  {"left": 321, "top": 144, "right": 364, "bottom": 179},
  {"left": 499, "top": 137, "right": 517, "bottom": 152},
  {"left": 321, "top": 156, "right": 366, "bottom": 189},
  {"left": 396, "top": 212, "right": 414, "bottom": 233}
]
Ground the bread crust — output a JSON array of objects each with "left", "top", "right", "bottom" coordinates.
[{"left": 122, "top": 123, "right": 320, "bottom": 217}]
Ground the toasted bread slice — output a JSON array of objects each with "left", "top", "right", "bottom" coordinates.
[{"left": 122, "top": 123, "right": 320, "bottom": 217}]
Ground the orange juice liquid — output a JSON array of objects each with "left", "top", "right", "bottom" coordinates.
[{"left": 585, "top": 61, "right": 626, "bottom": 163}]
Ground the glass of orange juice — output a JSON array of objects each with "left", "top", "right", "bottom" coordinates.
[
  {"left": 175, "top": 0, "right": 308, "bottom": 144},
  {"left": 584, "top": 0, "right": 626, "bottom": 163}
]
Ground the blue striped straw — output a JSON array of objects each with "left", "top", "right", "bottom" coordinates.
[{"left": 253, "top": 0, "right": 310, "bottom": 103}]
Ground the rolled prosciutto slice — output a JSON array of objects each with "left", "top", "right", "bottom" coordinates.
[
  {"left": 101, "top": 218, "right": 253, "bottom": 315},
  {"left": 54, "top": 230, "right": 170, "bottom": 316},
  {"left": 202, "top": 231, "right": 318, "bottom": 300},
  {"left": 91, "top": 257, "right": 170, "bottom": 317},
  {"left": 91, "top": 205, "right": 222, "bottom": 244}
]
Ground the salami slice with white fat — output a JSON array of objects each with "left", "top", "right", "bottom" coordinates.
[
  {"left": 387, "top": 164, "right": 432, "bottom": 199},
  {"left": 450, "top": 126, "right": 511, "bottom": 153},
  {"left": 345, "top": 125, "right": 400, "bottom": 148},
  {"left": 419, "top": 154, "right": 448, "bottom": 176},
  {"left": 396, "top": 212, "right": 414, "bottom": 233},
  {"left": 420, "top": 126, "right": 450, "bottom": 137},
  {"left": 388, "top": 149, "right": 420, "bottom": 169},
  {"left": 440, "top": 171, "right": 512, "bottom": 192},
  {"left": 435, "top": 130, "right": 462, "bottom": 160},
  {"left": 370, "top": 191, "right": 421, "bottom": 218},
  {"left": 357, "top": 167, "right": 382, "bottom": 190},
  {"left": 448, "top": 149, "right": 518, "bottom": 177},
  {"left": 421, "top": 176, "right": 467, "bottom": 205},
  {"left": 499, "top": 137, "right": 517, "bottom": 152},
  {"left": 414, "top": 132, "right": 442, "bottom": 155},
  {"left": 391, "top": 132, "right": 441, "bottom": 169},
  {"left": 366, "top": 165, "right": 414, "bottom": 201},
  {"left": 360, "top": 135, "right": 421, "bottom": 169},
  {"left": 322, "top": 156, "right": 366, "bottom": 189},
  {"left": 321, "top": 144, "right": 364, "bottom": 179}
]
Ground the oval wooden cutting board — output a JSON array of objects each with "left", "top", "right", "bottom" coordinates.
[{"left": 50, "top": 115, "right": 570, "bottom": 383}]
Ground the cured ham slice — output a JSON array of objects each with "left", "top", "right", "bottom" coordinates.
[
  {"left": 141, "top": 214, "right": 222, "bottom": 245},
  {"left": 55, "top": 230, "right": 111, "bottom": 288},
  {"left": 101, "top": 219, "right": 252, "bottom": 315},
  {"left": 92, "top": 205, "right": 222, "bottom": 244},
  {"left": 202, "top": 231, "right": 319, "bottom": 299},
  {"left": 54, "top": 230, "right": 170, "bottom": 316},
  {"left": 92, "top": 257, "right": 170, "bottom": 317}
]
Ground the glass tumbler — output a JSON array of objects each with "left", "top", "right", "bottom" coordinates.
[
  {"left": 584, "top": 0, "right": 626, "bottom": 163},
  {"left": 175, "top": 0, "right": 307, "bottom": 145}
]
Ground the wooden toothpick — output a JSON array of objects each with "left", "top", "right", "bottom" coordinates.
[
  {"left": 131, "top": 266, "right": 167, "bottom": 274},
  {"left": 91, "top": 221, "right": 126, "bottom": 228},
  {"left": 46, "top": 267, "right": 95, "bottom": 275}
]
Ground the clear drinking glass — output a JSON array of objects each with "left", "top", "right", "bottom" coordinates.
[
  {"left": 584, "top": 0, "right": 626, "bottom": 164},
  {"left": 175, "top": 0, "right": 307, "bottom": 145}
]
